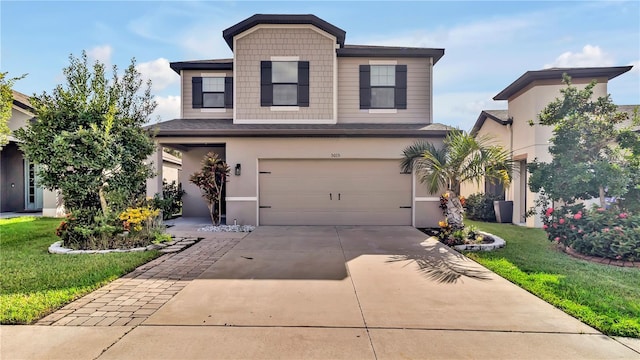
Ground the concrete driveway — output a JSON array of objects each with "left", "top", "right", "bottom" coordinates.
[{"left": 3, "top": 226, "right": 639, "bottom": 359}]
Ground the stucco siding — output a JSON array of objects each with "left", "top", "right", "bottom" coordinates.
[
  {"left": 182, "top": 69, "right": 234, "bottom": 119},
  {"left": 234, "top": 26, "right": 335, "bottom": 122},
  {"left": 337, "top": 57, "right": 432, "bottom": 124},
  {"left": 161, "top": 136, "right": 444, "bottom": 227}
]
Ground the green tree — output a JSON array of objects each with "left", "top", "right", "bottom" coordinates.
[
  {"left": 190, "top": 152, "right": 230, "bottom": 225},
  {"left": 528, "top": 75, "right": 639, "bottom": 208},
  {"left": 0, "top": 72, "right": 26, "bottom": 149},
  {"left": 15, "top": 52, "right": 157, "bottom": 247},
  {"left": 401, "top": 130, "right": 514, "bottom": 228}
]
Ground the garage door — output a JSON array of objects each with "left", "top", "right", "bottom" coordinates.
[{"left": 259, "top": 159, "right": 412, "bottom": 225}]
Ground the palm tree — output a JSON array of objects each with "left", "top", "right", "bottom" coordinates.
[{"left": 401, "top": 130, "right": 514, "bottom": 228}]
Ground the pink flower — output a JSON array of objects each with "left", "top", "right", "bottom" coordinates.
[
  {"left": 570, "top": 225, "right": 576, "bottom": 230},
  {"left": 559, "top": 218, "right": 565, "bottom": 225},
  {"left": 545, "top": 208, "right": 554, "bottom": 217},
  {"left": 597, "top": 208, "right": 605, "bottom": 212},
  {"left": 619, "top": 213, "right": 628, "bottom": 219},
  {"left": 578, "top": 229, "right": 583, "bottom": 234},
  {"left": 543, "top": 224, "right": 548, "bottom": 230},
  {"left": 573, "top": 213, "right": 582, "bottom": 220},
  {"left": 603, "top": 228, "right": 610, "bottom": 233},
  {"left": 554, "top": 237, "right": 560, "bottom": 242},
  {"left": 553, "top": 223, "right": 558, "bottom": 229}
]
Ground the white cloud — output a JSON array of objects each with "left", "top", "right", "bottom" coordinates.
[
  {"left": 149, "top": 95, "right": 180, "bottom": 123},
  {"left": 433, "top": 92, "right": 507, "bottom": 131},
  {"left": 136, "top": 58, "right": 179, "bottom": 92},
  {"left": 544, "top": 45, "right": 614, "bottom": 68},
  {"left": 86, "top": 45, "right": 113, "bottom": 66}
]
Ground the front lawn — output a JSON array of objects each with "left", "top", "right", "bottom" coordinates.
[
  {"left": 465, "top": 220, "right": 640, "bottom": 338},
  {"left": 0, "top": 217, "right": 160, "bottom": 324}
]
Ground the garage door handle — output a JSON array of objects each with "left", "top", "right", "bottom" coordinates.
[
  {"left": 329, "top": 193, "right": 332, "bottom": 200},
  {"left": 338, "top": 193, "right": 341, "bottom": 200}
]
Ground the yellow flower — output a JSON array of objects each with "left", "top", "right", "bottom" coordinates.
[{"left": 439, "top": 220, "right": 448, "bottom": 228}]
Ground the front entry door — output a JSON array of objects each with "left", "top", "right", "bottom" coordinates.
[{"left": 24, "top": 159, "right": 43, "bottom": 210}]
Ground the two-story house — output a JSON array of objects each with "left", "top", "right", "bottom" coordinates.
[
  {"left": 462, "top": 66, "right": 636, "bottom": 227},
  {"left": 152, "top": 14, "right": 451, "bottom": 227}
]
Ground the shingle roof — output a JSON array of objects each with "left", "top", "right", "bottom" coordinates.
[
  {"left": 12, "top": 90, "right": 34, "bottom": 113},
  {"left": 170, "top": 59, "right": 233, "bottom": 74},
  {"left": 470, "top": 110, "right": 511, "bottom": 135},
  {"left": 494, "top": 66, "right": 633, "bottom": 101},
  {"left": 338, "top": 45, "right": 445, "bottom": 64},
  {"left": 149, "top": 119, "right": 453, "bottom": 138}
]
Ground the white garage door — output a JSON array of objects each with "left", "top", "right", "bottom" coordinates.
[{"left": 259, "top": 159, "right": 412, "bottom": 225}]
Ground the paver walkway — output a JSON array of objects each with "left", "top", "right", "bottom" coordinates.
[{"left": 37, "top": 236, "right": 241, "bottom": 327}]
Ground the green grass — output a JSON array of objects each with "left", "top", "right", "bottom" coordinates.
[
  {"left": 465, "top": 219, "right": 640, "bottom": 338},
  {"left": 0, "top": 217, "right": 160, "bottom": 324}
]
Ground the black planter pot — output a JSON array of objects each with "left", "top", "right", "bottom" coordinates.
[{"left": 493, "top": 200, "right": 513, "bottom": 223}]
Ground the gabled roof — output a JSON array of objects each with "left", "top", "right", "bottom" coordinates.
[
  {"left": 223, "top": 14, "right": 346, "bottom": 50},
  {"left": 150, "top": 119, "right": 453, "bottom": 138},
  {"left": 12, "top": 90, "right": 34, "bottom": 113},
  {"left": 493, "top": 66, "right": 633, "bottom": 101},
  {"left": 470, "top": 110, "right": 511, "bottom": 136},
  {"left": 170, "top": 59, "right": 233, "bottom": 74},
  {"left": 338, "top": 45, "right": 445, "bottom": 64}
]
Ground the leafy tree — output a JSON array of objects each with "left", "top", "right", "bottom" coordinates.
[
  {"left": 15, "top": 52, "right": 156, "bottom": 247},
  {"left": 190, "top": 152, "right": 230, "bottom": 225},
  {"left": 528, "top": 75, "right": 639, "bottom": 209},
  {"left": 401, "top": 130, "right": 514, "bottom": 228},
  {"left": 0, "top": 72, "right": 26, "bottom": 149}
]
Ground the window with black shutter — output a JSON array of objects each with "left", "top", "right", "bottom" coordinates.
[
  {"left": 360, "top": 64, "right": 407, "bottom": 109},
  {"left": 261, "top": 61, "right": 309, "bottom": 107},
  {"left": 192, "top": 76, "right": 233, "bottom": 109}
]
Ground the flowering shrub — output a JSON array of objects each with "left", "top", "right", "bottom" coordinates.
[
  {"left": 542, "top": 206, "right": 640, "bottom": 261},
  {"left": 119, "top": 206, "right": 160, "bottom": 232}
]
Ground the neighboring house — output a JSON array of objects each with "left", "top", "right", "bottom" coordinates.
[
  {"left": 151, "top": 14, "right": 452, "bottom": 227},
  {"left": 161, "top": 151, "right": 182, "bottom": 185},
  {"left": 0, "top": 91, "right": 58, "bottom": 215},
  {"left": 461, "top": 66, "right": 637, "bottom": 227}
]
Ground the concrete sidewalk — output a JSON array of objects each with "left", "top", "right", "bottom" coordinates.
[{"left": 2, "top": 226, "right": 639, "bottom": 359}]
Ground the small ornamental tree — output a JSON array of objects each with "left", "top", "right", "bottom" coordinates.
[
  {"left": 15, "top": 52, "right": 157, "bottom": 248},
  {"left": 0, "top": 72, "right": 26, "bottom": 149},
  {"left": 401, "top": 130, "right": 514, "bottom": 230},
  {"left": 528, "top": 75, "right": 639, "bottom": 209},
  {"left": 190, "top": 152, "right": 230, "bottom": 225}
]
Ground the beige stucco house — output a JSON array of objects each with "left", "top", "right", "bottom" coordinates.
[
  {"left": 151, "top": 14, "right": 452, "bottom": 227},
  {"left": 461, "top": 66, "right": 636, "bottom": 227},
  {"left": 1, "top": 90, "right": 59, "bottom": 215}
]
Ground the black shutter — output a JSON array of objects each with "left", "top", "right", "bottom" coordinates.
[
  {"left": 298, "top": 61, "right": 310, "bottom": 107},
  {"left": 359, "top": 65, "right": 371, "bottom": 109},
  {"left": 260, "top": 61, "right": 272, "bottom": 106},
  {"left": 192, "top": 77, "right": 203, "bottom": 109},
  {"left": 395, "top": 65, "right": 407, "bottom": 109},
  {"left": 224, "top": 77, "right": 233, "bottom": 108}
]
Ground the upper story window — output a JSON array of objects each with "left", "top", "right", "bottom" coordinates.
[
  {"left": 192, "top": 76, "right": 233, "bottom": 109},
  {"left": 359, "top": 64, "right": 407, "bottom": 110},
  {"left": 261, "top": 61, "right": 309, "bottom": 107},
  {"left": 202, "top": 78, "right": 225, "bottom": 108}
]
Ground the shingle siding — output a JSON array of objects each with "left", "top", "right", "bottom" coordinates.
[{"left": 235, "top": 27, "right": 335, "bottom": 121}]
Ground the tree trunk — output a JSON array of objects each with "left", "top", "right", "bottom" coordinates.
[
  {"left": 445, "top": 190, "right": 465, "bottom": 229},
  {"left": 98, "top": 185, "right": 109, "bottom": 217},
  {"left": 599, "top": 186, "right": 606, "bottom": 208},
  {"left": 207, "top": 203, "right": 216, "bottom": 225},
  {"left": 218, "top": 182, "right": 224, "bottom": 226}
]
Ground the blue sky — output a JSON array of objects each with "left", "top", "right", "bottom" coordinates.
[{"left": 2, "top": 1, "right": 639, "bottom": 130}]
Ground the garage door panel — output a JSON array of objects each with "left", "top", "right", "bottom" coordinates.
[{"left": 259, "top": 159, "right": 411, "bottom": 226}]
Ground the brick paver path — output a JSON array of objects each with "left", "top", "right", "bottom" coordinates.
[{"left": 37, "top": 237, "right": 240, "bottom": 327}]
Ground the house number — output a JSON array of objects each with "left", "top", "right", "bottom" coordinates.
[{"left": 331, "top": 153, "right": 341, "bottom": 158}]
